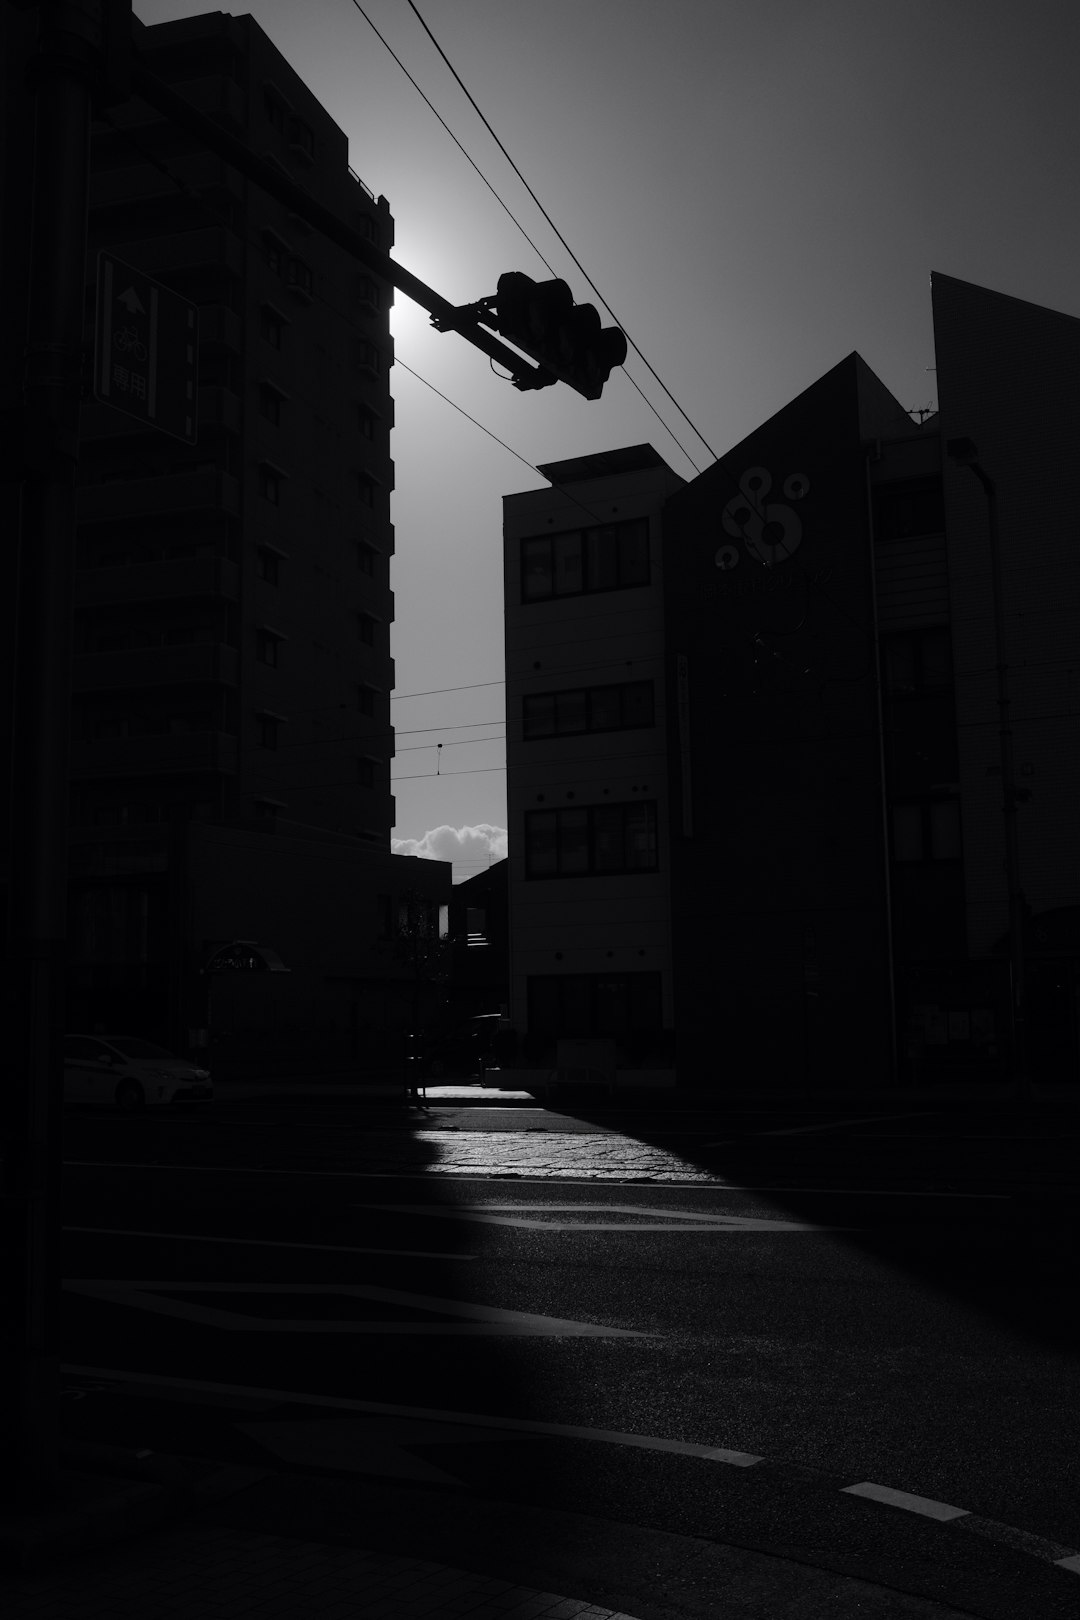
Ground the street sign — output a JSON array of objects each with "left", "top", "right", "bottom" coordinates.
[{"left": 93, "top": 251, "right": 199, "bottom": 443}]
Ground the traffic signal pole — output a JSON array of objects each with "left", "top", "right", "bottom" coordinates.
[
  {"left": 129, "top": 60, "right": 553, "bottom": 390},
  {"left": 2, "top": 0, "right": 96, "bottom": 1508}
]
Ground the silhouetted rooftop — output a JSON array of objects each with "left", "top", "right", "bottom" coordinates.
[{"left": 536, "top": 444, "right": 672, "bottom": 485}]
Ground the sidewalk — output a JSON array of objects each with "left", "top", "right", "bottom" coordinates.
[{"left": 0, "top": 1445, "right": 977, "bottom": 1619}]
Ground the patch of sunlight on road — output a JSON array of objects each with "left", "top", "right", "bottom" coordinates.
[{"left": 413, "top": 1130, "right": 725, "bottom": 1182}]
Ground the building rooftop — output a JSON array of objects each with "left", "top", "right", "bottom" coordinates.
[{"left": 535, "top": 444, "right": 672, "bottom": 486}]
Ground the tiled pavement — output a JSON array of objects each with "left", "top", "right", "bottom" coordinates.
[{"left": 3, "top": 1521, "right": 642, "bottom": 1619}]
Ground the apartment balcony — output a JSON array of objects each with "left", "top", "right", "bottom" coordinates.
[
  {"left": 81, "top": 387, "right": 240, "bottom": 443},
  {"left": 69, "top": 731, "right": 239, "bottom": 779},
  {"left": 199, "top": 304, "right": 243, "bottom": 352},
  {"left": 73, "top": 641, "right": 240, "bottom": 692},
  {"left": 75, "top": 556, "right": 240, "bottom": 608},
  {"left": 104, "top": 226, "right": 244, "bottom": 281},
  {"left": 89, "top": 152, "right": 244, "bottom": 212},
  {"left": 78, "top": 469, "right": 240, "bottom": 524}
]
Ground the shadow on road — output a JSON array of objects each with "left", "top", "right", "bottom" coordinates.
[
  {"left": 522, "top": 1084, "right": 1080, "bottom": 1354},
  {"left": 57, "top": 1091, "right": 568, "bottom": 1586}
]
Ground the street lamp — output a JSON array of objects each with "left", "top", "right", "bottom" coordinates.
[{"left": 945, "top": 438, "right": 1032, "bottom": 1100}]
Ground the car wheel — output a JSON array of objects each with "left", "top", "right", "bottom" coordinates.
[{"left": 115, "top": 1078, "right": 145, "bottom": 1115}]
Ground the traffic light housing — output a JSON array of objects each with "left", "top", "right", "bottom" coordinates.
[{"left": 494, "top": 272, "right": 627, "bottom": 400}]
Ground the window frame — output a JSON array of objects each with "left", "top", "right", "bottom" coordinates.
[
  {"left": 524, "top": 801, "right": 658, "bottom": 878},
  {"left": 519, "top": 517, "right": 651, "bottom": 602},
  {"left": 523, "top": 679, "right": 655, "bottom": 740}
]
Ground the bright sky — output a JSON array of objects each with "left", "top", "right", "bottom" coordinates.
[{"left": 136, "top": 0, "right": 1080, "bottom": 880}]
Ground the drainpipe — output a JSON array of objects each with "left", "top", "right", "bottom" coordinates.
[{"left": 863, "top": 446, "right": 900, "bottom": 1088}]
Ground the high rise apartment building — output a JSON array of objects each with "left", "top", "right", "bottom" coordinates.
[
  {"left": 2, "top": 9, "right": 450, "bottom": 1069},
  {"left": 75, "top": 10, "right": 396, "bottom": 842}
]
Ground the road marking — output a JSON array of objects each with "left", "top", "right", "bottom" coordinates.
[
  {"left": 63, "top": 1225, "right": 473, "bottom": 1260},
  {"left": 58, "top": 1361, "right": 1080, "bottom": 1577},
  {"left": 59, "top": 1364, "right": 760, "bottom": 1464},
  {"left": 62, "top": 1279, "right": 651, "bottom": 1337},
  {"left": 62, "top": 1162, "right": 1009, "bottom": 1197},
  {"left": 841, "top": 1481, "right": 969, "bottom": 1520},
  {"left": 355, "top": 1202, "right": 850, "bottom": 1232}
]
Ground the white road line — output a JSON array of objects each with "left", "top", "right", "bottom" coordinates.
[
  {"left": 62, "top": 1225, "right": 474, "bottom": 1260},
  {"left": 355, "top": 1202, "right": 850, "bottom": 1232},
  {"left": 841, "top": 1481, "right": 969, "bottom": 1520},
  {"left": 62, "top": 1162, "right": 1009, "bottom": 1197},
  {"left": 63, "top": 1279, "right": 651, "bottom": 1338},
  {"left": 57, "top": 1362, "right": 1080, "bottom": 1576},
  {"left": 59, "top": 1364, "right": 759, "bottom": 1464}
]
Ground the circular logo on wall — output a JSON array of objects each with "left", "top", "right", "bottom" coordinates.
[{"left": 721, "top": 466, "right": 810, "bottom": 567}]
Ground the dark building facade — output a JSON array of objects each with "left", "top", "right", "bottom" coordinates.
[
  {"left": 503, "top": 276, "right": 1080, "bottom": 1091},
  {"left": 447, "top": 860, "right": 509, "bottom": 1024},
  {"left": 2, "top": 9, "right": 449, "bottom": 1075}
]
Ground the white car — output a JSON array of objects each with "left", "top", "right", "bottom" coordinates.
[{"left": 64, "top": 1034, "right": 213, "bottom": 1113}]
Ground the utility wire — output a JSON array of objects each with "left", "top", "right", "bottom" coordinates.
[
  {"left": 344, "top": 0, "right": 558, "bottom": 279},
  {"left": 344, "top": 0, "right": 703, "bottom": 474},
  {"left": 403, "top": 0, "right": 718, "bottom": 465}
]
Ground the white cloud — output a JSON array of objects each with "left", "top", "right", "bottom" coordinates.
[{"left": 392, "top": 823, "right": 508, "bottom": 873}]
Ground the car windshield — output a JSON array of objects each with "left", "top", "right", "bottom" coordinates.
[{"left": 105, "top": 1037, "right": 178, "bottom": 1060}]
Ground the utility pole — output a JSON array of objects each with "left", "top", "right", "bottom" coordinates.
[
  {"left": 2, "top": 0, "right": 100, "bottom": 1508},
  {"left": 946, "top": 439, "right": 1032, "bottom": 1101}
]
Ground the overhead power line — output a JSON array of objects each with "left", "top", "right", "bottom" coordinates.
[
  {"left": 402, "top": 0, "right": 718, "bottom": 465},
  {"left": 345, "top": 0, "right": 559, "bottom": 278}
]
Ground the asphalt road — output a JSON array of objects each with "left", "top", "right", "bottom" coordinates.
[{"left": 59, "top": 1091, "right": 1080, "bottom": 1620}]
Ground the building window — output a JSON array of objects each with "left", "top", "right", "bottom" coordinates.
[
  {"left": 257, "top": 713, "right": 280, "bottom": 748},
  {"left": 356, "top": 275, "right": 380, "bottom": 311},
  {"left": 260, "top": 305, "right": 284, "bottom": 349},
  {"left": 891, "top": 798, "right": 962, "bottom": 862},
  {"left": 257, "top": 547, "right": 280, "bottom": 584},
  {"left": 528, "top": 972, "right": 662, "bottom": 1037},
  {"left": 262, "top": 231, "right": 289, "bottom": 276},
  {"left": 259, "top": 384, "right": 284, "bottom": 426},
  {"left": 356, "top": 340, "right": 380, "bottom": 376},
  {"left": 375, "top": 892, "right": 392, "bottom": 938},
  {"left": 358, "top": 613, "right": 376, "bottom": 646},
  {"left": 256, "top": 629, "right": 282, "bottom": 667},
  {"left": 524, "top": 680, "right": 654, "bottom": 740},
  {"left": 254, "top": 799, "right": 281, "bottom": 827},
  {"left": 356, "top": 403, "right": 378, "bottom": 440},
  {"left": 874, "top": 479, "right": 945, "bottom": 541},
  {"left": 264, "top": 88, "right": 289, "bottom": 133},
  {"left": 358, "top": 473, "right": 375, "bottom": 508},
  {"left": 258, "top": 464, "right": 282, "bottom": 505},
  {"left": 881, "top": 628, "right": 953, "bottom": 695},
  {"left": 524, "top": 802, "right": 658, "bottom": 878},
  {"left": 357, "top": 756, "right": 375, "bottom": 787},
  {"left": 520, "top": 518, "right": 649, "bottom": 602},
  {"left": 357, "top": 543, "right": 376, "bottom": 576},
  {"left": 289, "top": 115, "right": 315, "bottom": 159},
  {"left": 286, "top": 257, "right": 313, "bottom": 301},
  {"left": 358, "top": 683, "right": 376, "bottom": 715}
]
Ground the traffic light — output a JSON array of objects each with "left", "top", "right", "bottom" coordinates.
[{"left": 494, "top": 272, "right": 628, "bottom": 400}]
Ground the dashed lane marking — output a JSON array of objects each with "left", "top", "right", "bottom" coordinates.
[
  {"left": 63, "top": 1162, "right": 1009, "bottom": 1197},
  {"left": 63, "top": 1225, "right": 474, "bottom": 1260},
  {"left": 58, "top": 1363, "right": 1080, "bottom": 1576},
  {"left": 354, "top": 1202, "right": 852, "bottom": 1232},
  {"left": 842, "top": 1480, "right": 969, "bottom": 1520},
  {"left": 62, "top": 1279, "right": 652, "bottom": 1337}
]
